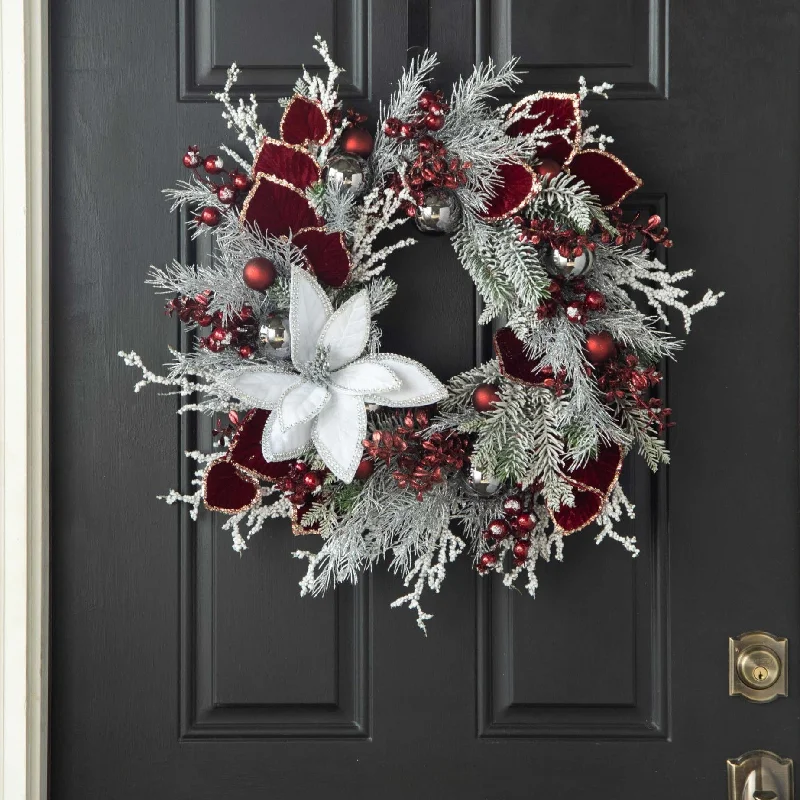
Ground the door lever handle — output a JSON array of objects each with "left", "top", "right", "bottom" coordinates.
[{"left": 728, "top": 751, "right": 793, "bottom": 800}]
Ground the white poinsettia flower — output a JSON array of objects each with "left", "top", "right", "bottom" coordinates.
[{"left": 218, "top": 267, "right": 447, "bottom": 482}]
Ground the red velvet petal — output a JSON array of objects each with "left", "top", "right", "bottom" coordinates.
[
  {"left": 292, "top": 228, "right": 351, "bottom": 287},
  {"left": 202, "top": 459, "right": 260, "bottom": 514},
  {"left": 550, "top": 444, "right": 624, "bottom": 534},
  {"left": 494, "top": 327, "right": 544, "bottom": 386},
  {"left": 240, "top": 173, "right": 323, "bottom": 237},
  {"left": 564, "top": 443, "right": 624, "bottom": 496},
  {"left": 479, "top": 161, "right": 538, "bottom": 221},
  {"left": 253, "top": 138, "right": 321, "bottom": 190},
  {"left": 228, "top": 409, "right": 292, "bottom": 482},
  {"left": 280, "top": 96, "right": 331, "bottom": 147},
  {"left": 291, "top": 502, "right": 320, "bottom": 536},
  {"left": 566, "top": 149, "right": 642, "bottom": 208},
  {"left": 551, "top": 489, "right": 604, "bottom": 534},
  {"left": 506, "top": 93, "right": 581, "bottom": 165}
]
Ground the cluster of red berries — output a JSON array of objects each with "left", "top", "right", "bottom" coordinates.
[
  {"left": 383, "top": 89, "right": 449, "bottom": 138},
  {"left": 276, "top": 460, "right": 327, "bottom": 507},
  {"left": 329, "top": 107, "right": 368, "bottom": 128},
  {"left": 165, "top": 292, "right": 259, "bottom": 358},
  {"left": 478, "top": 494, "right": 538, "bottom": 573},
  {"left": 182, "top": 146, "right": 251, "bottom": 227},
  {"left": 401, "top": 135, "right": 470, "bottom": 208},
  {"left": 514, "top": 216, "right": 598, "bottom": 260},
  {"left": 603, "top": 211, "right": 673, "bottom": 250},
  {"left": 537, "top": 277, "right": 606, "bottom": 326},
  {"left": 595, "top": 353, "right": 672, "bottom": 433},
  {"left": 363, "top": 408, "right": 469, "bottom": 501}
]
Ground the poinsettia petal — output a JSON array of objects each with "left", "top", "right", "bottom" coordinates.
[
  {"left": 551, "top": 488, "right": 604, "bottom": 534},
  {"left": 312, "top": 391, "right": 367, "bottom": 483},
  {"left": 320, "top": 289, "right": 371, "bottom": 370},
  {"left": 478, "top": 161, "right": 538, "bottom": 221},
  {"left": 494, "top": 327, "right": 545, "bottom": 386},
  {"left": 292, "top": 228, "right": 351, "bottom": 288},
  {"left": 566, "top": 149, "right": 642, "bottom": 208},
  {"left": 564, "top": 443, "right": 624, "bottom": 495},
  {"left": 252, "top": 137, "right": 321, "bottom": 190},
  {"left": 330, "top": 358, "right": 401, "bottom": 395},
  {"left": 240, "top": 173, "right": 322, "bottom": 237},
  {"left": 280, "top": 95, "right": 331, "bottom": 146},
  {"left": 550, "top": 444, "right": 624, "bottom": 534},
  {"left": 228, "top": 409, "right": 292, "bottom": 482},
  {"left": 221, "top": 368, "right": 301, "bottom": 409},
  {"left": 362, "top": 354, "right": 447, "bottom": 407},
  {"left": 506, "top": 93, "right": 581, "bottom": 164},
  {"left": 261, "top": 409, "right": 313, "bottom": 461},
  {"left": 289, "top": 266, "right": 333, "bottom": 366},
  {"left": 202, "top": 458, "right": 260, "bottom": 514},
  {"left": 277, "top": 380, "right": 330, "bottom": 432}
]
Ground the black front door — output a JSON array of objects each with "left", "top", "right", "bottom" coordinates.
[{"left": 50, "top": 1, "right": 800, "bottom": 797}]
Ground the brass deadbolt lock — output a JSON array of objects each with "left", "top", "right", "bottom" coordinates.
[{"left": 730, "top": 632, "right": 788, "bottom": 703}]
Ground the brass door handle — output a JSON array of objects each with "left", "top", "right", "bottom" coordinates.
[{"left": 728, "top": 751, "right": 793, "bottom": 800}]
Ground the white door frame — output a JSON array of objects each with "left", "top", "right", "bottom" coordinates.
[{"left": 0, "top": 0, "right": 50, "bottom": 797}]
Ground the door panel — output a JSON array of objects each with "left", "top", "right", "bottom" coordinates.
[{"left": 50, "top": 0, "right": 800, "bottom": 797}]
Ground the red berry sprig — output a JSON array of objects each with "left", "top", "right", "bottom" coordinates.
[
  {"left": 536, "top": 277, "right": 606, "bottom": 327},
  {"left": 602, "top": 211, "right": 673, "bottom": 251},
  {"left": 276, "top": 460, "right": 328, "bottom": 508},
  {"left": 166, "top": 292, "right": 259, "bottom": 359},
  {"left": 478, "top": 493, "right": 538, "bottom": 573},
  {"left": 181, "top": 145, "right": 252, "bottom": 227},
  {"left": 514, "top": 216, "right": 597, "bottom": 260}
]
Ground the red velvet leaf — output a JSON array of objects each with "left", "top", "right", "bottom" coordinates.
[
  {"left": 550, "top": 444, "right": 624, "bottom": 534},
  {"left": 253, "top": 138, "right": 321, "bottom": 191},
  {"left": 478, "top": 161, "right": 538, "bottom": 221},
  {"left": 566, "top": 149, "right": 642, "bottom": 208},
  {"left": 506, "top": 93, "right": 581, "bottom": 164},
  {"left": 280, "top": 95, "right": 331, "bottom": 146},
  {"left": 551, "top": 489, "right": 604, "bottom": 534},
  {"left": 202, "top": 459, "right": 260, "bottom": 514},
  {"left": 494, "top": 327, "right": 544, "bottom": 386},
  {"left": 240, "top": 173, "right": 323, "bottom": 237},
  {"left": 292, "top": 228, "right": 351, "bottom": 287},
  {"left": 228, "top": 409, "right": 292, "bottom": 482}
]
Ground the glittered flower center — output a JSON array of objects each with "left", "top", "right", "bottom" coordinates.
[{"left": 297, "top": 346, "right": 332, "bottom": 387}]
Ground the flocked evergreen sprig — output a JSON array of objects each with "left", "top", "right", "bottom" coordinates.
[{"left": 120, "top": 38, "right": 722, "bottom": 631}]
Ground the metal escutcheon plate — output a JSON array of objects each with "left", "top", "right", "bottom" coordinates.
[{"left": 728, "top": 750, "right": 793, "bottom": 800}]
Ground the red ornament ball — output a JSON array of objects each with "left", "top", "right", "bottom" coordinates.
[
  {"left": 534, "top": 158, "right": 561, "bottom": 179},
  {"left": 303, "top": 471, "right": 322, "bottom": 490},
  {"left": 203, "top": 154, "right": 224, "bottom": 174},
  {"left": 210, "top": 327, "right": 227, "bottom": 342},
  {"left": 182, "top": 147, "right": 200, "bottom": 168},
  {"left": 424, "top": 112, "right": 445, "bottom": 131},
  {"left": 566, "top": 300, "right": 587, "bottom": 325},
  {"left": 354, "top": 457, "right": 375, "bottom": 481},
  {"left": 512, "top": 541, "right": 529, "bottom": 560},
  {"left": 584, "top": 290, "right": 606, "bottom": 311},
  {"left": 515, "top": 512, "right": 536, "bottom": 532},
  {"left": 472, "top": 382, "right": 501, "bottom": 412},
  {"left": 340, "top": 127, "right": 374, "bottom": 158},
  {"left": 199, "top": 206, "right": 221, "bottom": 226},
  {"left": 242, "top": 257, "right": 277, "bottom": 291},
  {"left": 217, "top": 184, "right": 236, "bottom": 205},
  {"left": 502, "top": 495, "right": 523, "bottom": 516},
  {"left": 480, "top": 552, "right": 498, "bottom": 568},
  {"left": 238, "top": 344, "right": 255, "bottom": 359},
  {"left": 487, "top": 518, "right": 511, "bottom": 538},
  {"left": 585, "top": 331, "right": 617, "bottom": 364},
  {"left": 231, "top": 170, "right": 251, "bottom": 192},
  {"left": 399, "top": 122, "right": 415, "bottom": 138},
  {"left": 418, "top": 90, "right": 437, "bottom": 110}
]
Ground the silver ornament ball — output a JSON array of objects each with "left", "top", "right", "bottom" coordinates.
[
  {"left": 259, "top": 313, "right": 291, "bottom": 359},
  {"left": 550, "top": 247, "right": 594, "bottom": 278},
  {"left": 414, "top": 190, "right": 462, "bottom": 234},
  {"left": 324, "top": 154, "right": 370, "bottom": 196},
  {"left": 467, "top": 466, "right": 502, "bottom": 498}
]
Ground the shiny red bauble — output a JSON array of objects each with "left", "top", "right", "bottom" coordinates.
[
  {"left": 512, "top": 541, "right": 529, "bottom": 560},
  {"left": 217, "top": 184, "right": 236, "bottom": 205},
  {"left": 424, "top": 112, "right": 445, "bottom": 131},
  {"left": 584, "top": 290, "right": 606, "bottom": 311},
  {"left": 303, "top": 471, "right": 322, "bottom": 490},
  {"left": 585, "top": 331, "right": 617, "bottom": 364},
  {"left": 472, "top": 382, "right": 501, "bottom": 412},
  {"left": 502, "top": 495, "right": 523, "bottom": 516},
  {"left": 340, "top": 127, "right": 374, "bottom": 158},
  {"left": 487, "top": 518, "right": 511, "bottom": 538},
  {"left": 182, "top": 148, "right": 200, "bottom": 168},
  {"left": 210, "top": 327, "right": 227, "bottom": 342},
  {"left": 418, "top": 90, "right": 437, "bottom": 110},
  {"left": 515, "top": 512, "right": 536, "bottom": 532},
  {"left": 354, "top": 457, "right": 375, "bottom": 481},
  {"left": 199, "top": 206, "right": 221, "bottom": 226},
  {"left": 231, "top": 170, "right": 251, "bottom": 191},
  {"left": 203, "top": 154, "right": 224, "bottom": 174},
  {"left": 238, "top": 344, "right": 254, "bottom": 359},
  {"left": 480, "top": 552, "right": 498, "bottom": 567},
  {"left": 399, "top": 122, "right": 415, "bottom": 138},
  {"left": 242, "top": 257, "right": 277, "bottom": 291},
  {"left": 534, "top": 158, "right": 561, "bottom": 179}
]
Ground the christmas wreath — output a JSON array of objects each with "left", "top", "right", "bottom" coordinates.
[{"left": 121, "top": 38, "right": 722, "bottom": 631}]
